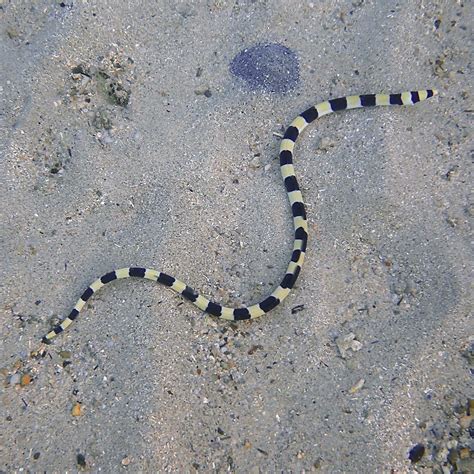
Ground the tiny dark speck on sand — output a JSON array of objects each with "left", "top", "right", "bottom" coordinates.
[
  {"left": 408, "top": 443, "right": 425, "bottom": 463},
  {"left": 77, "top": 453, "right": 86, "bottom": 467},
  {"left": 230, "top": 43, "right": 299, "bottom": 93}
]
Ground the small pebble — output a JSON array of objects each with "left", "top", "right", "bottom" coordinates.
[
  {"left": 72, "top": 402, "right": 83, "bottom": 417},
  {"left": 408, "top": 443, "right": 425, "bottom": 463},
  {"left": 447, "top": 448, "right": 458, "bottom": 465},
  {"left": 459, "top": 447, "right": 470, "bottom": 459},
  {"left": 77, "top": 453, "right": 86, "bottom": 467},
  {"left": 20, "top": 374, "right": 32, "bottom": 387},
  {"left": 9, "top": 373, "right": 21, "bottom": 385},
  {"left": 121, "top": 456, "right": 132, "bottom": 466}
]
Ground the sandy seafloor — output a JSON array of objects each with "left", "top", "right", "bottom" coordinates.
[{"left": 0, "top": 1, "right": 472, "bottom": 472}]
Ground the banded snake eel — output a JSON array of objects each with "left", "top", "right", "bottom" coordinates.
[{"left": 41, "top": 89, "right": 437, "bottom": 346}]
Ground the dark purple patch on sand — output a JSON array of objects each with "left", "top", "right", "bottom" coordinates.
[{"left": 230, "top": 43, "right": 299, "bottom": 93}]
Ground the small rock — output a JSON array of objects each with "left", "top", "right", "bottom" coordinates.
[
  {"left": 20, "top": 374, "right": 32, "bottom": 387},
  {"left": 9, "top": 373, "right": 21, "bottom": 385},
  {"left": 72, "top": 402, "right": 83, "bottom": 417},
  {"left": 408, "top": 443, "right": 425, "bottom": 463},
  {"left": 77, "top": 453, "right": 86, "bottom": 467},
  {"left": 447, "top": 448, "right": 459, "bottom": 465},
  {"left": 59, "top": 351, "right": 72, "bottom": 359},
  {"left": 121, "top": 456, "right": 132, "bottom": 466},
  {"left": 459, "top": 447, "right": 470, "bottom": 459}
]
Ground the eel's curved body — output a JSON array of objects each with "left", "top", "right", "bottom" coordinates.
[{"left": 42, "top": 89, "right": 437, "bottom": 344}]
